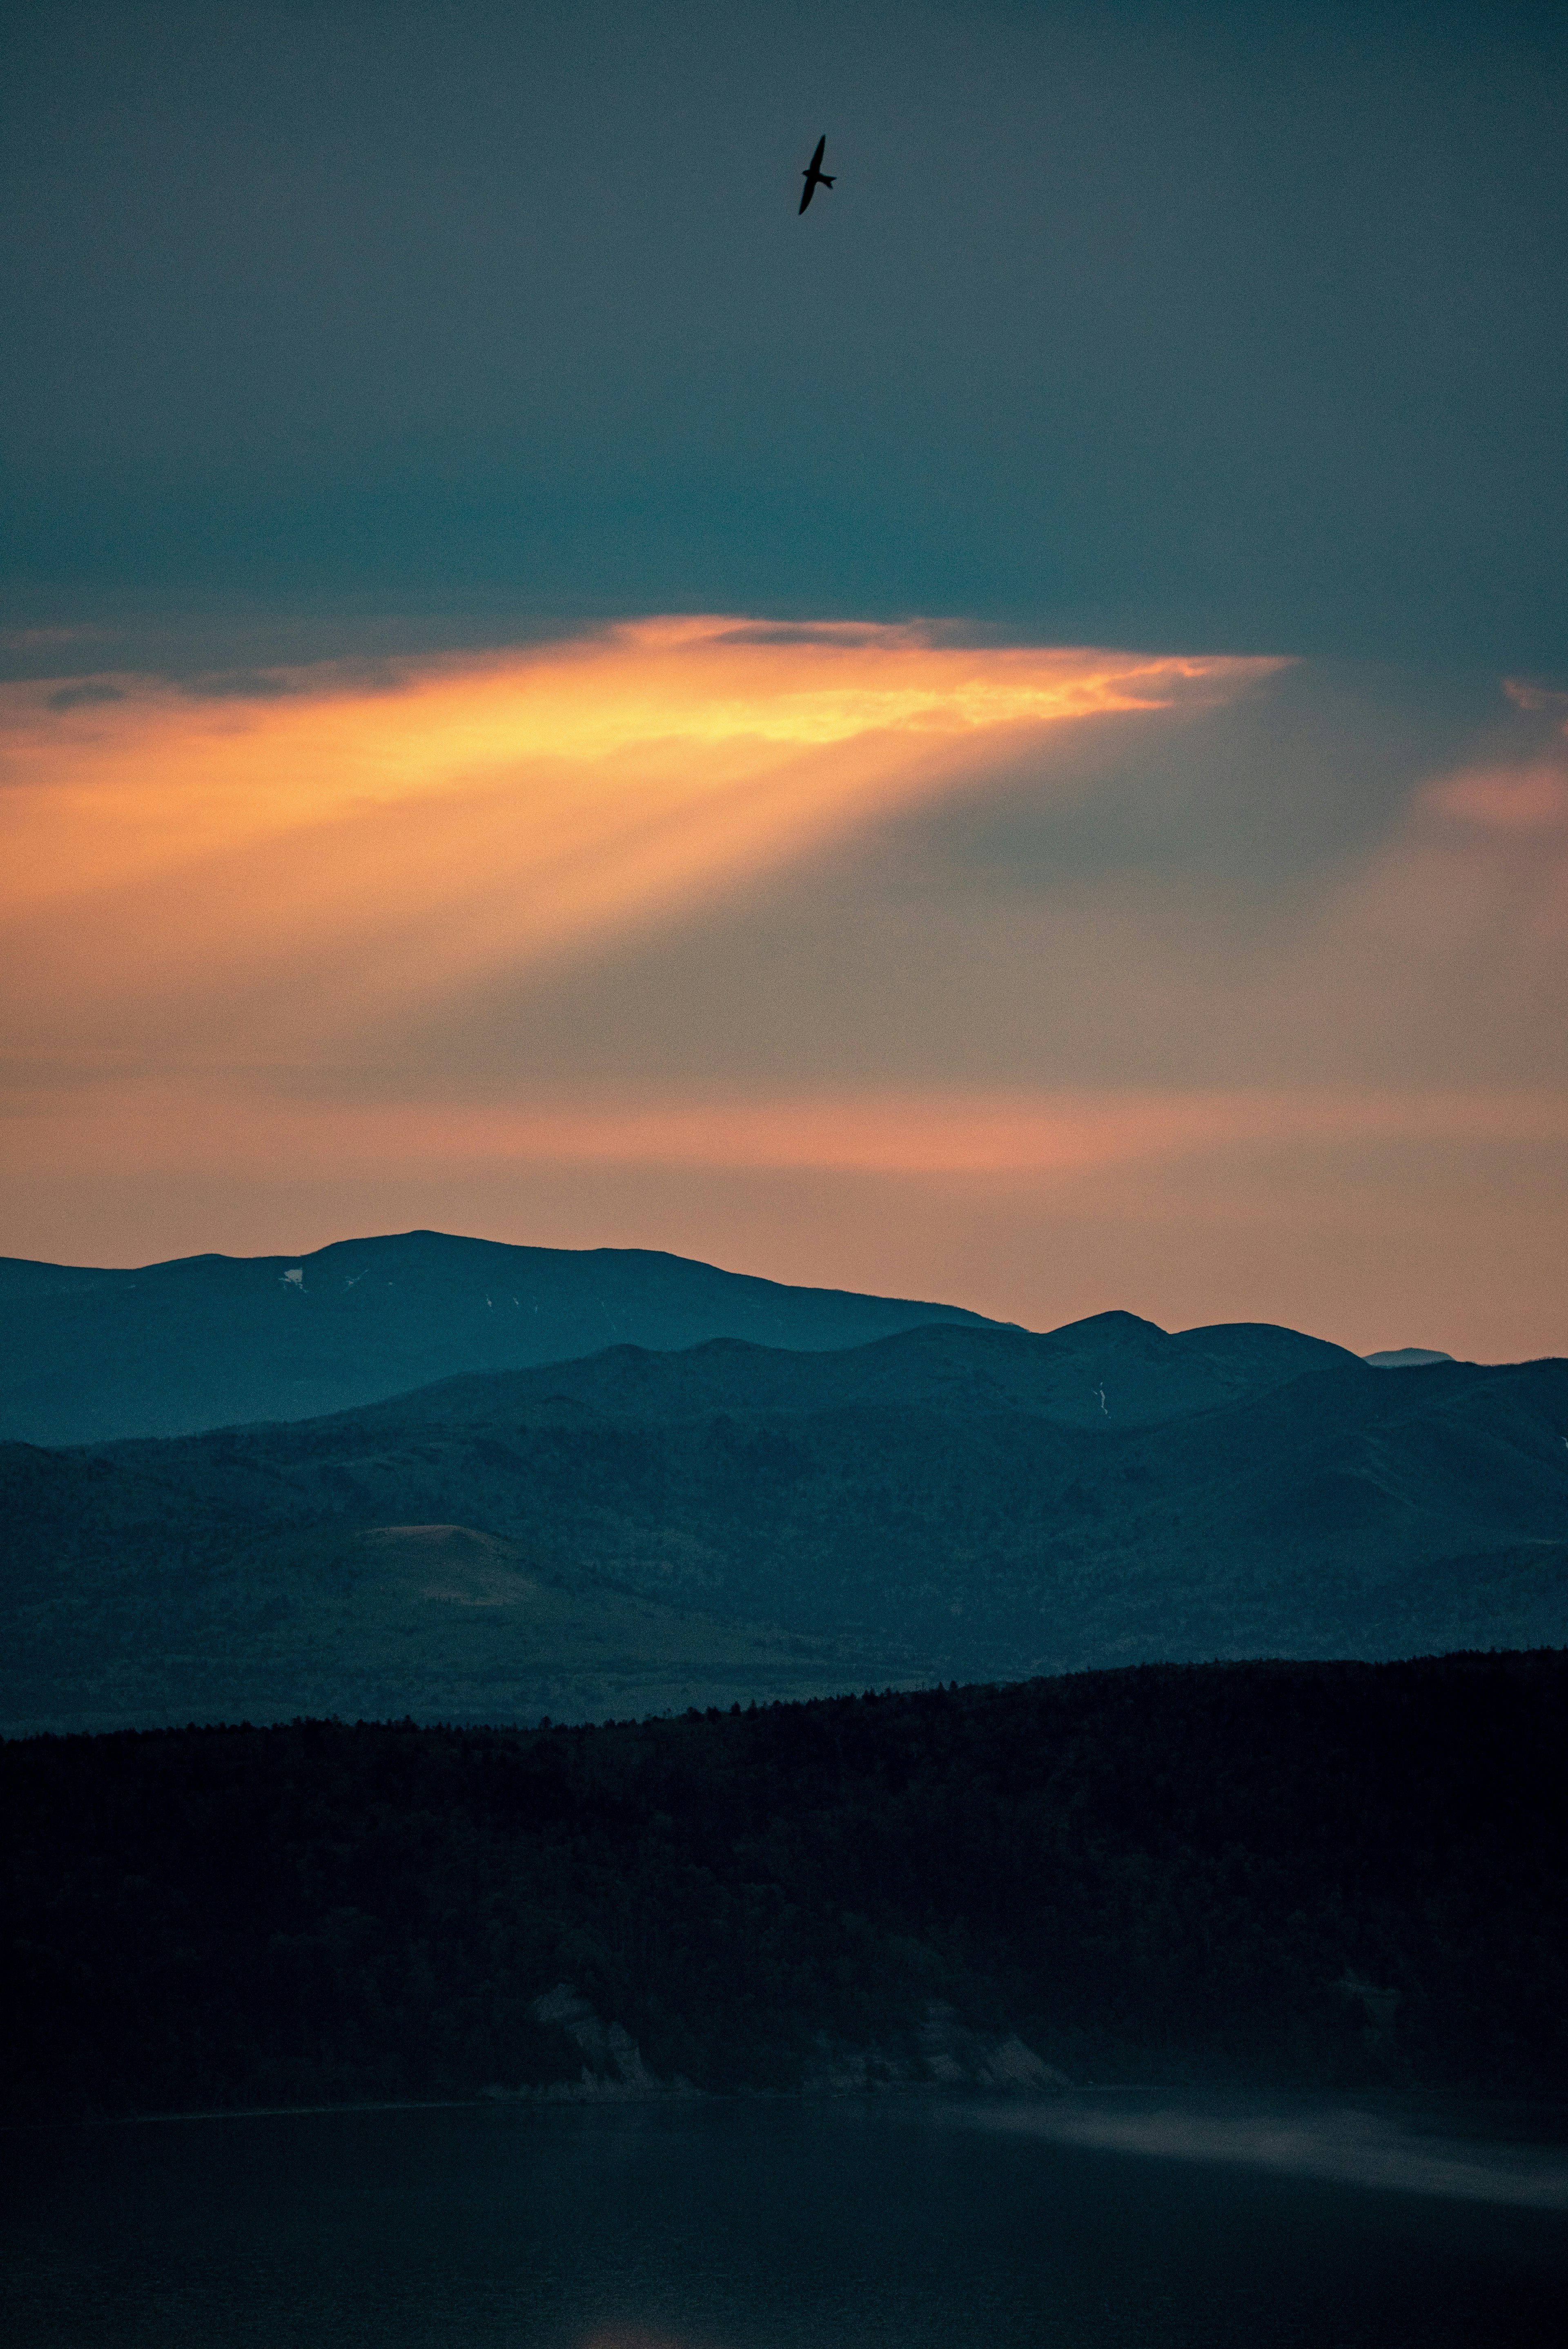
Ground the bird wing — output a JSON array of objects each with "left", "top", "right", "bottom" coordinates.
[
  {"left": 798, "top": 179, "right": 815, "bottom": 213},
  {"left": 808, "top": 136, "right": 826, "bottom": 172}
]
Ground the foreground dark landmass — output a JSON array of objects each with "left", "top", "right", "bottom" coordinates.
[
  {"left": 4, "top": 1652, "right": 1566, "bottom": 2123},
  {"left": 0, "top": 1229, "right": 1008, "bottom": 1445},
  {"left": 3, "top": 1322, "right": 1564, "bottom": 1730}
]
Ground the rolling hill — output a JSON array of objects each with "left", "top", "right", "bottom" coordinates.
[{"left": 3, "top": 1315, "right": 1564, "bottom": 1734}]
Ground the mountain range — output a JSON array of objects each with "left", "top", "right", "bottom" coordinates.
[
  {"left": 0, "top": 1229, "right": 1007, "bottom": 1446},
  {"left": 4, "top": 1268, "right": 1563, "bottom": 1736}
]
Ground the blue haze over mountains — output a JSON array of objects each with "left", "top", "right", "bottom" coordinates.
[{"left": 2, "top": 1232, "right": 1564, "bottom": 1737}]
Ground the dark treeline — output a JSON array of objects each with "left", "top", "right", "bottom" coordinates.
[{"left": 4, "top": 1651, "right": 1566, "bottom": 2122}]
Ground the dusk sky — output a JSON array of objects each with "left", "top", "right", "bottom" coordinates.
[{"left": 3, "top": 0, "right": 1566, "bottom": 1359}]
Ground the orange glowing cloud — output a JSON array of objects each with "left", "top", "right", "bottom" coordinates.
[
  {"left": 1420, "top": 764, "right": 1568, "bottom": 833},
  {"left": 0, "top": 620, "right": 1278, "bottom": 1064}
]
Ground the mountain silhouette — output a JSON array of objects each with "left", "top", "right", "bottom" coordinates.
[{"left": 0, "top": 1230, "right": 1008, "bottom": 1444}]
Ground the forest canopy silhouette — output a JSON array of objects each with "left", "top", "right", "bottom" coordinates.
[{"left": 4, "top": 1651, "right": 1565, "bottom": 2122}]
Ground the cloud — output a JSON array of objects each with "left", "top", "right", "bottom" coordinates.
[
  {"left": 0, "top": 619, "right": 1274, "bottom": 1054},
  {"left": 5, "top": 6, "right": 1566, "bottom": 662},
  {"left": 1, "top": 628, "right": 101, "bottom": 653},
  {"left": 1421, "top": 764, "right": 1568, "bottom": 832},
  {"left": 1503, "top": 678, "right": 1568, "bottom": 729},
  {"left": 176, "top": 669, "right": 306, "bottom": 702},
  {"left": 44, "top": 681, "right": 126, "bottom": 712}
]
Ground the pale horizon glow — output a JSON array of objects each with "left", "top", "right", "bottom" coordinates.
[{"left": 11, "top": 1079, "right": 1566, "bottom": 1183}]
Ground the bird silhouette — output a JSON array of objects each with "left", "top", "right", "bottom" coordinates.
[{"left": 799, "top": 135, "right": 835, "bottom": 214}]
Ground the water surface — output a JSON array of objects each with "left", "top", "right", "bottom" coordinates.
[{"left": 4, "top": 2095, "right": 1566, "bottom": 2348}]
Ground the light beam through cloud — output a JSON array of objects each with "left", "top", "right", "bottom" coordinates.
[{"left": 0, "top": 619, "right": 1274, "bottom": 1061}]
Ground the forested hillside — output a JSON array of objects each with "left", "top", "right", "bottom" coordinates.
[
  {"left": 4, "top": 1652, "right": 1564, "bottom": 2122},
  {"left": 4, "top": 1329, "right": 1564, "bottom": 1732}
]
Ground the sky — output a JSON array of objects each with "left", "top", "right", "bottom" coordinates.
[{"left": 2, "top": 0, "right": 1566, "bottom": 1358}]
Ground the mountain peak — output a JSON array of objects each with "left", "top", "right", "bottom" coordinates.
[{"left": 1049, "top": 1309, "right": 1168, "bottom": 1342}]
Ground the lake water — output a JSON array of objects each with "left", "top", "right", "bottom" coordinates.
[{"left": 4, "top": 2095, "right": 1567, "bottom": 2348}]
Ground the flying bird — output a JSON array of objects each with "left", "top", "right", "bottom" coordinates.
[{"left": 799, "top": 135, "right": 835, "bottom": 214}]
